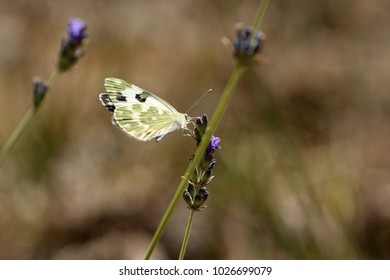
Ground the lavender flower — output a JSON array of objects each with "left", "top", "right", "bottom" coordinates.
[
  {"left": 58, "top": 18, "right": 87, "bottom": 72},
  {"left": 207, "top": 136, "right": 221, "bottom": 155},
  {"left": 233, "top": 25, "right": 265, "bottom": 62},
  {"left": 183, "top": 114, "right": 221, "bottom": 210},
  {"left": 68, "top": 18, "right": 87, "bottom": 44}
]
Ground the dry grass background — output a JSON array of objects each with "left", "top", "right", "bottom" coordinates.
[{"left": 1, "top": 0, "right": 390, "bottom": 259}]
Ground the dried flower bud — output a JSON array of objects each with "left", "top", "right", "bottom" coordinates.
[
  {"left": 204, "top": 159, "right": 217, "bottom": 179},
  {"left": 33, "top": 77, "right": 49, "bottom": 108},
  {"left": 192, "top": 187, "right": 209, "bottom": 210},
  {"left": 195, "top": 114, "right": 208, "bottom": 144}
]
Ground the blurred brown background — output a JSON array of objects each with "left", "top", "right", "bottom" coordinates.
[{"left": 1, "top": 0, "right": 390, "bottom": 259}]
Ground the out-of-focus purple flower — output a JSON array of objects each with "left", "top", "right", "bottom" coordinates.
[
  {"left": 233, "top": 25, "right": 265, "bottom": 60},
  {"left": 68, "top": 18, "right": 87, "bottom": 44},
  {"left": 58, "top": 17, "right": 87, "bottom": 72}
]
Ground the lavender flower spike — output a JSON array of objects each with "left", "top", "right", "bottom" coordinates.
[
  {"left": 58, "top": 17, "right": 87, "bottom": 72},
  {"left": 183, "top": 129, "right": 221, "bottom": 210}
]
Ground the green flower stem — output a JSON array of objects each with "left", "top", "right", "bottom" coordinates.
[
  {"left": 0, "top": 108, "right": 35, "bottom": 164},
  {"left": 0, "top": 70, "right": 59, "bottom": 165},
  {"left": 251, "top": 0, "right": 270, "bottom": 36},
  {"left": 143, "top": 0, "right": 270, "bottom": 260},
  {"left": 144, "top": 64, "right": 245, "bottom": 260},
  {"left": 48, "top": 69, "right": 60, "bottom": 85},
  {"left": 178, "top": 209, "right": 195, "bottom": 260}
]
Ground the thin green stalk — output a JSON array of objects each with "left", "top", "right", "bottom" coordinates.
[
  {"left": 143, "top": 0, "right": 270, "bottom": 260},
  {"left": 251, "top": 0, "right": 270, "bottom": 33},
  {"left": 48, "top": 69, "right": 60, "bottom": 85},
  {"left": 0, "top": 108, "right": 35, "bottom": 164},
  {"left": 144, "top": 64, "right": 245, "bottom": 260},
  {"left": 0, "top": 70, "right": 59, "bottom": 165},
  {"left": 178, "top": 210, "right": 195, "bottom": 260}
]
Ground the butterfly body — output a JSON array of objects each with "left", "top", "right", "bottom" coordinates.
[{"left": 99, "top": 77, "right": 191, "bottom": 142}]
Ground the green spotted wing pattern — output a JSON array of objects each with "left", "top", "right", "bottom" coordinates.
[{"left": 99, "top": 77, "right": 190, "bottom": 141}]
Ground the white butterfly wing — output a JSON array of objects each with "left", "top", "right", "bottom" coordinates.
[{"left": 99, "top": 77, "right": 189, "bottom": 141}]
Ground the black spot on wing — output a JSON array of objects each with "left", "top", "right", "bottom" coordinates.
[
  {"left": 135, "top": 91, "right": 150, "bottom": 103},
  {"left": 100, "top": 93, "right": 116, "bottom": 112},
  {"left": 105, "top": 104, "right": 116, "bottom": 113},
  {"left": 116, "top": 95, "right": 127, "bottom": 102}
]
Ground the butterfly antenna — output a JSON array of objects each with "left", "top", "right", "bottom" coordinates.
[{"left": 186, "top": 89, "right": 212, "bottom": 114}]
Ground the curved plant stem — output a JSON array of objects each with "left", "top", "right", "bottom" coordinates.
[
  {"left": 178, "top": 209, "right": 195, "bottom": 260},
  {"left": 0, "top": 70, "right": 59, "bottom": 165},
  {"left": 143, "top": 0, "right": 270, "bottom": 260}
]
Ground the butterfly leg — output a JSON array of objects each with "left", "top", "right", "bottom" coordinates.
[{"left": 182, "top": 128, "right": 196, "bottom": 140}]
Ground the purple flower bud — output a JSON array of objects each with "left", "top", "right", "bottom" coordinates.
[
  {"left": 233, "top": 26, "right": 265, "bottom": 59},
  {"left": 33, "top": 77, "right": 49, "bottom": 108},
  {"left": 68, "top": 18, "right": 87, "bottom": 44},
  {"left": 205, "top": 136, "right": 221, "bottom": 160},
  {"left": 58, "top": 18, "right": 87, "bottom": 72},
  {"left": 209, "top": 136, "right": 221, "bottom": 151}
]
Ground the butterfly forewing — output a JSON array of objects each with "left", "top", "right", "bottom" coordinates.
[{"left": 99, "top": 77, "right": 190, "bottom": 141}]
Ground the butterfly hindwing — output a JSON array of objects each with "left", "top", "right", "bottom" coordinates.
[
  {"left": 99, "top": 77, "right": 190, "bottom": 141},
  {"left": 113, "top": 105, "right": 182, "bottom": 141}
]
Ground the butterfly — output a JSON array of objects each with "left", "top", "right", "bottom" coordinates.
[{"left": 99, "top": 77, "right": 192, "bottom": 142}]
